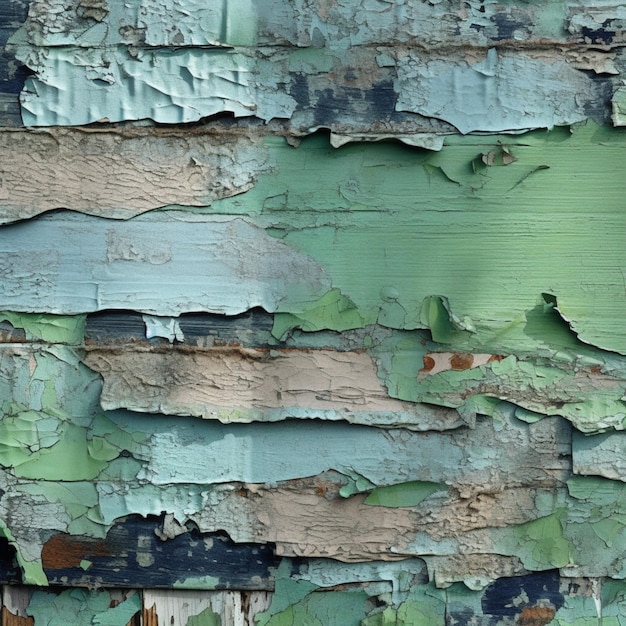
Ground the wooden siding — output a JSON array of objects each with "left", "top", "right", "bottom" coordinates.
[{"left": 1, "top": 0, "right": 626, "bottom": 624}]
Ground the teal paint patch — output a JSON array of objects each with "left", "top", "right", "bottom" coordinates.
[
  {"left": 174, "top": 575, "right": 221, "bottom": 590},
  {"left": 572, "top": 430, "right": 626, "bottom": 482},
  {"left": 26, "top": 589, "right": 140, "bottom": 625},
  {"left": 294, "top": 559, "right": 427, "bottom": 605},
  {"left": 186, "top": 607, "right": 222, "bottom": 626},
  {"left": 271, "top": 289, "right": 365, "bottom": 339},
  {"left": 504, "top": 510, "right": 571, "bottom": 571},
  {"left": 256, "top": 572, "right": 373, "bottom": 626},
  {"left": 362, "top": 581, "right": 446, "bottom": 626},
  {"left": 253, "top": 125, "right": 626, "bottom": 357},
  {"left": 564, "top": 476, "right": 626, "bottom": 577},
  {"left": 11, "top": 1, "right": 613, "bottom": 128},
  {"left": 415, "top": 350, "right": 626, "bottom": 433},
  {"left": 0, "top": 212, "right": 330, "bottom": 316}
]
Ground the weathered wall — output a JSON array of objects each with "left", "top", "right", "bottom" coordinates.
[{"left": 1, "top": 0, "right": 626, "bottom": 623}]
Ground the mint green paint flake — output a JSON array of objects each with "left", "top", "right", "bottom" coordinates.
[
  {"left": 0, "top": 312, "right": 85, "bottom": 344},
  {"left": 362, "top": 582, "right": 446, "bottom": 626},
  {"left": 505, "top": 509, "right": 571, "bottom": 571},
  {"left": 258, "top": 586, "right": 372, "bottom": 626},
  {"left": 364, "top": 481, "right": 446, "bottom": 507},
  {"left": 27, "top": 589, "right": 140, "bottom": 626},
  {"left": 186, "top": 607, "right": 222, "bottom": 626},
  {"left": 243, "top": 124, "right": 626, "bottom": 358}
]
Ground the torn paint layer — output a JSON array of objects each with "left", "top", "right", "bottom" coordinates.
[
  {"left": 83, "top": 345, "right": 461, "bottom": 429},
  {"left": 0, "top": 128, "right": 270, "bottom": 223},
  {"left": 414, "top": 351, "right": 626, "bottom": 433},
  {"left": 0, "top": 312, "right": 85, "bottom": 344},
  {"left": 3, "top": 125, "right": 626, "bottom": 359},
  {"left": 8, "top": 38, "right": 614, "bottom": 129},
  {"left": 0, "top": 212, "right": 330, "bottom": 315},
  {"left": 567, "top": 3, "right": 626, "bottom": 45},
  {"left": 26, "top": 588, "right": 140, "bottom": 625},
  {"left": 395, "top": 49, "right": 597, "bottom": 133},
  {"left": 0, "top": 332, "right": 575, "bottom": 579},
  {"left": 4, "top": 1, "right": 626, "bottom": 621},
  {"left": 100, "top": 410, "right": 569, "bottom": 489},
  {"left": 572, "top": 430, "right": 626, "bottom": 482},
  {"left": 247, "top": 125, "right": 626, "bottom": 356},
  {"left": 15, "top": 0, "right": 626, "bottom": 51}
]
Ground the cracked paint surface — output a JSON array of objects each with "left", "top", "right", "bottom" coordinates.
[{"left": 3, "top": 0, "right": 626, "bottom": 624}]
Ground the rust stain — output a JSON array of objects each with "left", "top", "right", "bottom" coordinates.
[
  {"left": 518, "top": 605, "right": 556, "bottom": 626},
  {"left": 41, "top": 534, "right": 111, "bottom": 570},
  {"left": 419, "top": 352, "right": 505, "bottom": 377},
  {"left": 422, "top": 354, "right": 436, "bottom": 372},
  {"left": 450, "top": 353, "right": 474, "bottom": 370}
]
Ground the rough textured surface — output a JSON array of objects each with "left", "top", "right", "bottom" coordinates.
[
  {"left": 0, "top": 128, "right": 270, "bottom": 222},
  {"left": 84, "top": 345, "right": 463, "bottom": 428},
  {"left": 2, "top": 0, "right": 626, "bottom": 624}
]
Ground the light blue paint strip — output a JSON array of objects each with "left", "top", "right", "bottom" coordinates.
[{"left": 0, "top": 212, "right": 330, "bottom": 316}]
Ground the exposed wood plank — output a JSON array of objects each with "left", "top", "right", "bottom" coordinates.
[
  {"left": 40, "top": 518, "right": 280, "bottom": 590},
  {"left": 142, "top": 590, "right": 251, "bottom": 626},
  {"left": 2, "top": 587, "right": 34, "bottom": 626},
  {"left": 85, "top": 310, "right": 275, "bottom": 349}
]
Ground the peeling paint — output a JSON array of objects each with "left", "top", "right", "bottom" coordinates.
[
  {"left": 395, "top": 49, "right": 595, "bottom": 133},
  {"left": 0, "top": 128, "right": 271, "bottom": 222},
  {"left": 83, "top": 345, "right": 461, "bottom": 429},
  {"left": 3, "top": 0, "right": 626, "bottom": 618},
  {"left": 9, "top": 1, "right": 619, "bottom": 129},
  {"left": 26, "top": 589, "right": 140, "bottom": 625}
]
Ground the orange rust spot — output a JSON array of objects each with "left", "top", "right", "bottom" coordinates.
[
  {"left": 487, "top": 354, "right": 505, "bottom": 363},
  {"left": 518, "top": 606, "right": 556, "bottom": 626},
  {"left": 450, "top": 353, "right": 474, "bottom": 370},
  {"left": 42, "top": 534, "right": 111, "bottom": 570},
  {"left": 422, "top": 355, "right": 436, "bottom": 372}
]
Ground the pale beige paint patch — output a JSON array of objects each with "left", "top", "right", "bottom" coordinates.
[
  {"left": 187, "top": 479, "right": 564, "bottom": 564},
  {"left": 0, "top": 128, "right": 269, "bottom": 222},
  {"left": 84, "top": 346, "right": 462, "bottom": 428}
]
